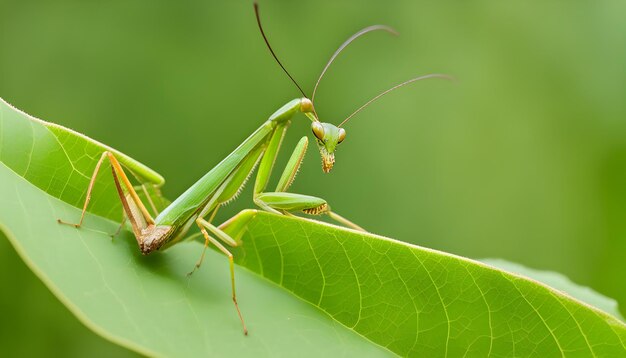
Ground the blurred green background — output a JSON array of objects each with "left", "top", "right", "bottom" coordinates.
[{"left": 1, "top": 0, "right": 625, "bottom": 356}]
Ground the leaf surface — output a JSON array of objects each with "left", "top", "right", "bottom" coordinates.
[
  {"left": 0, "top": 163, "right": 391, "bottom": 357},
  {"left": 1, "top": 97, "right": 625, "bottom": 357},
  {"left": 0, "top": 98, "right": 168, "bottom": 221},
  {"left": 481, "top": 258, "right": 625, "bottom": 322},
  {"left": 224, "top": 210, "right": 626, "bottom": 356}
]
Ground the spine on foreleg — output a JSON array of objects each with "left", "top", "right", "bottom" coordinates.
[{"left": 302, "top": 203, "right": 328, "bottom": 215}]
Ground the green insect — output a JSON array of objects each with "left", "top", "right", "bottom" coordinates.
[{"left": 58, "top": 3, "right": 451, "bottom": 335}]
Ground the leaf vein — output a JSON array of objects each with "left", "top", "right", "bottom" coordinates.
[
  {"left": 409, "top": 249, "right": 450, "bottom": 358},
  {"left": 508, "top": 277, "right": 565, "bottom": 357}
]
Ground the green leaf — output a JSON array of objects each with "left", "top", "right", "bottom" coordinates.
[
  {"left": 224, "top": 210, "right": 626, "bottom": 356},
  {"left": 0, "top": 98, "right": 168, "bottom": 222},
  {"left": 0, "top": 163, "right": 389, "bottom": 356},
  {"left": 481, "top": 258, "right": 626, "bottom": 323},
  {"left": 2, "top": 97, "right": 626, "bottom": 357}
]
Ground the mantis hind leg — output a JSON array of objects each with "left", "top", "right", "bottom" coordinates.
[
  {"left": 57, "top": 151, "right": 156, "bottom": 239},
  {"left": 188, "top": 207, "right": 224, "bottom": 274},
  {"left": 57, "top": 151, "right": 109, "bottom": 228},
  {"left": 193, "top": 215, "right": 248, "bottom": 335}
]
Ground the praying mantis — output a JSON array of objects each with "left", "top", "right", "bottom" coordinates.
[{"left": 57, "top": 3, "right": 451, "bottom": 335}]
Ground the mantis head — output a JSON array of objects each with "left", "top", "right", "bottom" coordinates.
[
  {"left": 311, "top": 121, "right": 346, "bottom": 173},
  {"left": 300, "top": 97, "right": 345, "bottom": 173}
]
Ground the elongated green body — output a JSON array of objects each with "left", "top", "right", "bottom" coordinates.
[{"left": 147, "top": 99, "right": 303, "bottom": 251}]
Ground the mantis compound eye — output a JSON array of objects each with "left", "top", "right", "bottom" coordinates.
[
  {"left": 337, "top": 128, "right": 346, "bottom": 143},
  {"left": 312, "top": 122, "right": 325, "bottom": 141}
]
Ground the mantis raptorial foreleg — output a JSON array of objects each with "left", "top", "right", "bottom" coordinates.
[{"left": 252, "top": 134, "right": 365, "bottom": 231}]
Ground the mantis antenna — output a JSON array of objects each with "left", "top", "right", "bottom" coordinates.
[
  {"left": 338, "top": 74, "right": 455, "bottom": 127},
  {"left": 254, "top": 2, "right": 452, "bottom": 128},
  {"left": 311, "top": 25, "right": 398, "bottom": 103},
  {"left": 254, "top": 2, "right": 308, "bottom": 98}
]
